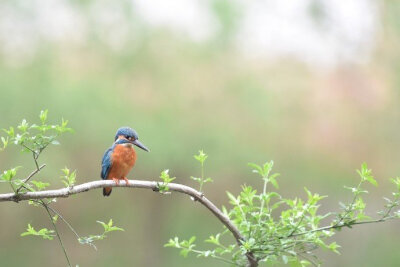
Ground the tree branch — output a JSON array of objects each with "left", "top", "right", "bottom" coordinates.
[
  {"left": 0, "top": 179, "right": 258, "bottom": 266},
  {"left": 16, "top": 164, "right": 46, "bottom": 194}
]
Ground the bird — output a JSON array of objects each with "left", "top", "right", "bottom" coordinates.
[{"left": 101, "top": 127, "right": 150, "bottom": 196}]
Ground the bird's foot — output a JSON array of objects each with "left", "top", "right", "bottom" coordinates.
[
  {"left": 122, "top": 177, "right": 130, "bottom": 185},
  {"left": 112, "top": 178, "right": 120, "bottom": 185}
]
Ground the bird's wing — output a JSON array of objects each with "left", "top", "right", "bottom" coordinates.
[{"left": 101, "top": 147, "right": 113, "bottom": 180}]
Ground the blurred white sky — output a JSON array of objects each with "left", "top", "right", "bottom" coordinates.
[{"left": 0, "top": 0, "right": 379, "bottom": 68}]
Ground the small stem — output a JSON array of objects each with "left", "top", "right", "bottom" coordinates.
[
  {"left": 42, "top": 202, "right": 71, "bottom": 267},
  {"left": 335, "top": 179, "right": 364, "bottom": 226},
  {"left": 199, "top": 161, "right": 205, "bottom": 192},
  {"left": 289, "top": 218, "right": 392, "bottom": 239},
  {"left": 33, "top": 152, "right": 39, "bottom": 170},
  {"left": 24, "top": 164, "right": 46, "bottom": 183},
  {"left": 9, "top": 180, "right": 16, "bottom": 193},
  {"left": 191, "top": 248, "right": 238, "bottom": 266},
  {"left": 380, "top": 194, "right": 400, "bottom": 220},
  {"left": 21, "top": 144, "right": 35, "bottom": 154},
  {"left": 287, "top": 212, "right": 305, "bottom": 237},
  {"left": 258, "top": 178, "right": 268, "bottom": 225},
  {"left": 38, "top": 203, "right": 80, "bottom": 239},
  {"left": 298, "top": 252, "right": 319, "bottom": 267},
  {"left": 16, "top": 164, "right": 46, "bottom": 194}
]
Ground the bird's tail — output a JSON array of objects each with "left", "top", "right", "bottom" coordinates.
[{"left": 103, "top": 187, "right": 112, "bottom": 196}]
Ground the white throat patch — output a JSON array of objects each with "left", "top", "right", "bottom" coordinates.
[{"left": 123, "top": 143, "right": 134, "bottom": 148}]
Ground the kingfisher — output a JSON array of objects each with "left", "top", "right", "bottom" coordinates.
[{"left": 101, "top": 127, "right": 150, "bottom": 196}]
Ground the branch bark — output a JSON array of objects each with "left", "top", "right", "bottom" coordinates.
[{"left": 0, "top": 180, "right": 258, "bottom": 267}]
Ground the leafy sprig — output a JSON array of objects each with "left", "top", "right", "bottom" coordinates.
[
  {"left": 21, "top": 223, "right": 55, "bottom": 240},
  {"left": 3, "top": 109, "right": 72, "bottom": 159},
  {"left": 61, "top": 167, "right": 77, "bottom": 188},
  {"left": 78, "top": 219, "right": 124, "bottom": 249},
  {"left": 166, "top": 161, "right": 400, "bottom": 266},
  {"left": 190, "top": 150, "right": 213, "bottom": 192},
  {"left": 156, "top": 169, "right": 176, "bottom": 193}
]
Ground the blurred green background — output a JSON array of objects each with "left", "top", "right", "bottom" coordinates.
[{"left": 1, "top": 0, "right": 400, "bottom": 266}]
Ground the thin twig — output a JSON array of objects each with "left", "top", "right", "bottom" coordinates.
[
  {"left": 23, "top": 164, "right": 46, "bottom": 184},
  {"left": 32, "top": 152, "right": 39, "bottom": 170},
  {"left": 287, "top": 212, "right": 306, "bottom": 237},
  {"left": 288, "top": 217, "right": 394, "bottom": 239},
  {"left": 21, "top": 144, "right": 35, "bottom": 154},
  {"left": 42, "top": 201, "right": 72, "bottom": 267},
  {"left": 36, "top": 202, "right": 80, "bottom": 239},
  {"left": 191, "top": 248, "right": 238, "bottom": 266},
  {"left": 334, "top": 179, "right": 363, "bottom": 227},
  {"left": 46, "top": 205, "right": 80, "bottom": 239},
  {"left": 16, "top": 164, "right": 46, "bottom": 193},
  {"left": 298, "top": 252, "right": 319, "bottom": 267}
]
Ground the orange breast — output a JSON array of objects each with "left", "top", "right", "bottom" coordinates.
[{"left": 108, "top": 144, "right": 137, "bottom": 179}]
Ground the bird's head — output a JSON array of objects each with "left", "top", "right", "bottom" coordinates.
[{"left": 114, "top": 127, "right": 150, "bottom": 152}]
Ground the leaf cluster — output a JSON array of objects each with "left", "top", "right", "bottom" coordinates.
[
  {"left": 78, "top": 219, "right": 124, "bottom": 249},
  {"left": 2, "top": 109, "right": 72, "bottom": 157},
  {"left": 61, "top": 167, "right": 77, "bottom": 188},
  {"left": 156, "top": 169, "right": 176, "bottom": 193},
  {"left": 21, "top": 223, "right": 55, "bottom": 240},
  {"left": 190, "top": 150, "right": 213, "bottom": 192},
  {"left": 166, "top": 157, "right": 400, "bottom": 266}
]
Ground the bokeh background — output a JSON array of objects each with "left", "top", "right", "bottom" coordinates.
[{"left": 0, "top": 0, "right": 400, "bottom": 266}]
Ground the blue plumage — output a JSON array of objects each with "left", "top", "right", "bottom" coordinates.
[
  {"left": 101, "top": 147, "right": 113, "bottom": 180},
  {"left": 114, "top": 127, "right": 138, "bottom": 141}
]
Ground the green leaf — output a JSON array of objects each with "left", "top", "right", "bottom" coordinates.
[
  {"left": 248, "top": 163, "right": 263, "bottom": 175},
  {"left": 97, "top": 219, "right": 124, "bottom": 233},
  {"left": 226, "top": 192, "right": 239, "bottom": 205},
  {"left": 0, "top": 136, "right": 8, "bottom": 150},
  {"left": 205, "top": 234, "right": 220, "bottom": 245},
  {"left": 3, "top": 126, "right": 15, "bottom": 138},
  {"left": 61, "top": 167, "right": 76, "bottom": 187},
  {"left": 31, "top": 180, "right": 50, "bottom": 190},
  {"left": 21, "top": 224, "right": 55, "bottom": 240},
  {"left": 79, "top": 219, "right": 123, "bottom": 248},
  {"left": 160, "top": 169, "right": 176, "bottom": 183},
  {"left": 188, "top": 236, "right": 196, "bottom": 245},
  {"left": 180, "top": 248, "right": 190, "bottom": 257},
  {"left": 164, "top": 237, "right": 181, "bottom": 248},
  {"left": 158, "top": 169, "right": 176, "bottom": 193},
  {"left": 194, "top": 150, "right": 208, "bottom": 164},
  {"left": 40, "top": 109, "right": 48, "bottom": 124},
  {"left": 357, "top": 163, "right": 378, "bottom": 186},
  {"left": 328, "top": 242, "right": 341, "bottom": 254},
  {"left": 1, "top": 167, "right": 21, "bottom": 182},
  {"left": 391, "top": 177, "right": 400, "bottom": 191},
  {"left": 190, "top": 176, "right": 201, "bottom": 182},
  {"left": 300, "top": 260, "right": 312, "bottom": 267},
  {"left": 366, "top": 176, "right": 378, "bottom": 187},
  {"left": 203, "top": 177, "right": 213, "bottom": 183},
  {"left": 97, "top": 220, "right": 108, "bottom": 231},
  {"left": 18, "top": 119, "right": 29, "bottom": 132}
]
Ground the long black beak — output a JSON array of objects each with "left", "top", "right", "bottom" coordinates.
[{"left": 132, "top": 139, "right": 150, "bottom": 152}]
